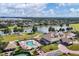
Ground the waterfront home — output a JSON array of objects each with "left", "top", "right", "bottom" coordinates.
[
  {"left": 37, "top": 38, "right": 50, "bottom": 45},
  {"left": 60, "top": 32, "right": 76, "bottom": 45},
  {"left": 33, "top": 35, "right": 50, "bottom": 45},
  {"left": 43, "top": 32, "right": 60, "bottom": 43},
  {"left": 67, "top": 32, "right": 76, "bottom": 39},
  {"left": 60, "top": 38, "right": 72, "bottom": 46}
]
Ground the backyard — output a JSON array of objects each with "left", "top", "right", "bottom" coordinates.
[
  {"left": 41, "top": 44, "right": 58, "bottom": 52},
  {"left": 69, "top": 23, "right": 79, "bottom": 32}
]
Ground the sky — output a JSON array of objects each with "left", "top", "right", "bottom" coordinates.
[{"left": 0, "top": 3, "right": 79, "bottom": 17}]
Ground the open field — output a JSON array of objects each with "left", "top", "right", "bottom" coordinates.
[
  {"left": 69, "top": 23, "right": 79, "bottom": 32},
  {"left": 67, "top": 44, "right": 79, "bottom": 51}
]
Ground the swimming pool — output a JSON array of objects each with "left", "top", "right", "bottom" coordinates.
[
  {"left": 26, "top": 41, "right": 35, "bottom": 47},
  {"left": 19, "top": 40, "right": 41, "bottom": 50}
]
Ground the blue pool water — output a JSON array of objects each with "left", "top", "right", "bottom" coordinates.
[{"left": 26, "top": 41, "right": 35, "bottom": 47}]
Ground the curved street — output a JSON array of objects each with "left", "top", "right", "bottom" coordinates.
[
  {"left": 58, "top": 44, "right": 79, "bottom": 55},
  {"left": 38, "top": 44, "right": 79, "bottom": 56}
]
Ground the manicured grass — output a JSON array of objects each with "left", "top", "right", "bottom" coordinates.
[
  {"left": 67, "top": 44, "right": 79, "bottom": 51},
  {"left": 69, "top": 23, "right": 79, "bottom": 32},
  {"left": 41, "top": 44, "right": 58, "bottom": 52},
  {"left": 0, "top": 26, "right": 22, "bottom": 31},
  {"left": 2, "top": 34, "right": 30, "bottom": 42},
  {"left": 1, "top": 32, "right": 43, "bottom": 42}
]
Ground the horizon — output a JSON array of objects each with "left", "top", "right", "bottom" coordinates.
[{"left": 0, "top": 16, "right": 79, "bottom": 18}]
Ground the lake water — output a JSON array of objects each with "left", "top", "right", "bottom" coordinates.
[{"left": 24, "top": 24, "right": 68, "bottom": 33}]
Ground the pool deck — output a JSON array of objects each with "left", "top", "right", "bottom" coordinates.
[{"left": 19, "top": 40, "right": 41, "bottom": 50}]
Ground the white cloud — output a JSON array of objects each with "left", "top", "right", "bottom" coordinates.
[
  {"left": 0, "top": 3, "right": 56, "bottom": 17},
  {"left": 58, "top": 8, "right": 79, "bottom": 17},
  {"left": 0, "top": 3, "right": 79, "bottom": 17},
  {"left": 57, "top": 3, "right": 79, "bottom": 7},
  {"left": 55, "top": 4, "right": 79, "bottom": 17},
  {"left": 70, "top": 8, "right": 79, "bottom": 12}
]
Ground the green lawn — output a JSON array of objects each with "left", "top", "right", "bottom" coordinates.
[
  {"left": 69, "top": 23, "right": 79, "bottom": 32},
  {"left": 67, "top": 44, "right": 79, "bottom": 51},
  {"left": 41, "top": 44, "right": 58, "bottom": 52},
  {"left": 1, "top": 32, "right": 43, "bottom": 42}
]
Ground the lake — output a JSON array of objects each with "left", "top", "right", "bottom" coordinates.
[{"left": 23, "top": 24, "right": 68, "bottom": 33}]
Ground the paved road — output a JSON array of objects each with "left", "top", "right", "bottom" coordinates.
[
  {"left": 45, "top": 50, "right": 62, "bottom": 56},
  {"left": 38, "top": 44, "right": 79, "bottom": 56},
  {"left": 38, "top": 50, "right": 62, "bottom": 56},
  {"left": 58, "top": 44, "right": 79, "bottom": 54}
]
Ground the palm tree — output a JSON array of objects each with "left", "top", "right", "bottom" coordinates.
[
  {"left": 51, "top": 28, "right": 55, "bottom": 32},
  {"left": 49, "top": 27, "right": 55, "bottom": 32},
  {"left": 32, "top": 26, "right": 37, "bottom": 33},
  {"left": 48, "top": 26, "right": 52, "bottom": 32},
  {"left": 0, "top": 36, "right": 4, "bottom": 53},
  {"left": 60, "top": 24, "right": 63, "bottom": 27}
]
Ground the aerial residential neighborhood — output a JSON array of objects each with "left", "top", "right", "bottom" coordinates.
[
  {"left": 0, "top": 3, "right": 79, "bottom": 56},
  {"left": 0, "top": 17, "right": 79, "bottom": 56}
]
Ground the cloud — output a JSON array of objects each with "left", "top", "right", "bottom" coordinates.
[
  {"left": 55, "top": 3, "right": 79, "bottom": 17},
  {"left": 0, "top": 3, "right": 49, "bottom": 17},
  {"left": 0, "top": 3, "right": 79, "bottom": 17},
  {"left": 0, "top": 3, "right": 56, "bottom": 17},
  {"left": 68, "top": 8, "right": 79, "bottom": 17},
  {"left": 57, "top": 3, "right": 79, "bottom": 7},
  {"left": 70, "top": 8, "right": 79, "bottom": 12}
]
